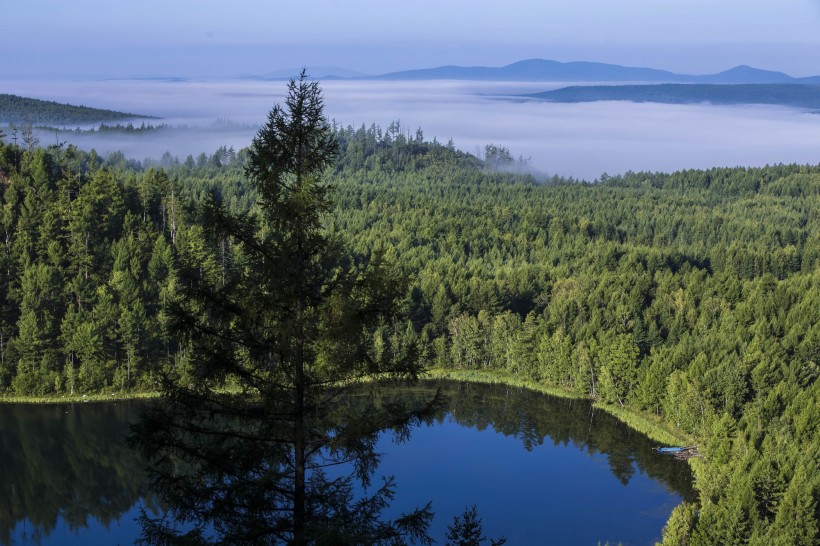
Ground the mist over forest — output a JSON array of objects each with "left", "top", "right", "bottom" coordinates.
[{"left": 6, "top": 78, "right": 820, "bottom": 179}]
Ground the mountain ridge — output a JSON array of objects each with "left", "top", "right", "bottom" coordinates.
[
  {"left": 360, "top": 58, "right": 820, "bottom": 84},
  {"left": 241, "top": 59, "right": 820, "bottom": 84}
]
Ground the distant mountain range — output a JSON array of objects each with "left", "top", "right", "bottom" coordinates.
[
  {"left": 362, "top": 59, "right": 820, "bottom": 84},
  {"left": 246, "top": 59, "right": 820, "bottom": 85},
  {"left": 522, "top": 84, "right": 820, "bottom": 110}
]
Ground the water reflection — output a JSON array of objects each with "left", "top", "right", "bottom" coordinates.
[
  {"left": 429, "top": 381, "right": 695, "bottom": 499},
  {"left": 0, "top": 401, "right": 151, "bottom": 546},
  {"left": 0, "top": 382, "right": 695, "bottom": 545},
  {"left": 129, "top": 381, "right": 442, "bottom": 545}
]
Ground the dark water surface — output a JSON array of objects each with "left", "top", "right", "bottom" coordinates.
[{"left": 0, "top": 381, "right": 695, "bottom": 545}]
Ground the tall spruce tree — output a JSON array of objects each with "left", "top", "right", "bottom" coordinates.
[{"left": 130, "top": 72, "right": 436, "bottom": 545}]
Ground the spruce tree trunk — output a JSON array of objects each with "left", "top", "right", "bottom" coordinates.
[
  {"left": 293, "top": 383, "right": 306, "bottom": 543},
  {"left": 293, "top": 299, "right": 306, "bottom": 543}
]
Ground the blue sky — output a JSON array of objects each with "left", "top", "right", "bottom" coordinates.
[{"left": 4, "top": 0, "right": 820, "bottom": 78}]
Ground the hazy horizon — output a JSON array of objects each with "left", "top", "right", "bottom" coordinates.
[
  {"left": 7, "top": 78, "right": 820, "bottom": 181},
  {"left": 4, "top": 1, "right": 820, "bottom": 79},
  {"left": 4, "top": 1, "right": 820, "bottom": 179},
  {"left": 4, "top": 55, "right": 820, "bottom": 82}
]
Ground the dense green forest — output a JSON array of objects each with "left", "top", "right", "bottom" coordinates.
[
  {"left": 526, "top": 83, "right": 820, "bottom": 110},
  {"left": 0, "top": 122, "right": 817, "bottom": 543},
  {"left": 0, "top": 94, "right": 152, "bottom": 124}
]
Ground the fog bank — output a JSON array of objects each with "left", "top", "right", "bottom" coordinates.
[{"left": 5, "top": 79, "right": 820, "bottom": 180}]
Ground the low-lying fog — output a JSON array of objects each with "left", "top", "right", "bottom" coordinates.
[{"left": 6, "top": 79, "right": 820, "bottom": 180}]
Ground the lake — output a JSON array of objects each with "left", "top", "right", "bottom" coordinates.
[{"left": 0, "top": 381, "right": 695, "bottom": 545}]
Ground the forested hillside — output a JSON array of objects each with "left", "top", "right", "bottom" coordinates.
[
  {"left": 0, "top": 127, "right": 817, "bottom": 543},
  {"left": 526, "top": 83, "right": 820, "bottom": 110},
  {"left": 0, "top": 94, "right": 151, "bottom": 124}
]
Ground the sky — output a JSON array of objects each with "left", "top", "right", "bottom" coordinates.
[{"left": 3, "top": 0, "right": 820, "bottom": 78}]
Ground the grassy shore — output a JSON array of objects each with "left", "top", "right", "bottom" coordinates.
[
  {"left": 425, "top": 367, "right": 580, "bottom": 399},
  {"left": 593, "top": 400, "right": 694, "bottom": 446},
  {"left": 0, "top": 391, "right": 159, "bottom": 404}
]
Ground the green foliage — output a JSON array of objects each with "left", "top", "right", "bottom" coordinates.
[
  {"left": 597, "top": 333, "right": 640, "bottom": 406},
  {"left": 659, "top": 502, "right": 697, "bottom": 546},
  {"left": 0, "top": 139, "right": 176, "bottom": 394}
]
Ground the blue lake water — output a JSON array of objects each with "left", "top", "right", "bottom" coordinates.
[
  {"left": 374, "top": 416, "right": 686, "bottom": 545},
  {"left": 0, "top": 382, "right": 694, "bottom": 545}
]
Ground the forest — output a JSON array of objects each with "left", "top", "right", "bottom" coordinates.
[
  {"left": 0, "top": 112, "right": 818, "bottom": 543},
  {"left": 0, "top": 94, "right": 151, "bottom": 125}
]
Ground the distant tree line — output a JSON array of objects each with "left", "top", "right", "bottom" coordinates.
[
  {"left": 530, "top": 83, "right": 820, "bottom": 109},
  {"left": 38, "top": 122, "right": 172, "bottom": 135}
]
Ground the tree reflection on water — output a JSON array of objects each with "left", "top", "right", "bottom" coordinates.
[
  {"left": 129, "top": 383, "right": 442, "bottom": 545},
  {"left": 0, "top": 401, "right": 152, "bottom": 546}
]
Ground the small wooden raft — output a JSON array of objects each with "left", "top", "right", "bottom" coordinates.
[{"left": 655, "top": 445, "right": 699, "bottom": 460}]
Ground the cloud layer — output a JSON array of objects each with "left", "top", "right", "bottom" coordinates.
[{"left": 8, "top": 79, "right": 820, "bottom": 180}]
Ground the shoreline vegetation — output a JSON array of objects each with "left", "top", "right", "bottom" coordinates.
[{"left": 0, "top": 390, "right": 159, "bottom": 404}]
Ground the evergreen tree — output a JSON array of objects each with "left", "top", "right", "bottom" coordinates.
[
  {"left": 597, "top": 333, "right": 640, "bottom": 406},
  {"left": 130, "top": 73, "right": 435, "bottom": 545}
]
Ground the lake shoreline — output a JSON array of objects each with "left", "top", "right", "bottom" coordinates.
[
  {"left": 426, "top": 368, "right": 695, "bottom": 446},
  {"left": 0, "top": 367, "right": 694, "bottom": 447},
  {"left": 0, "top": 391, "right": 159, "bottom": 404},
  {"left": 1, "top": 376, "right": 695, "bottom": 546}
]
